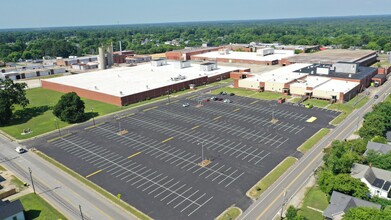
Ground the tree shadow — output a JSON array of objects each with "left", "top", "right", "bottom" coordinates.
[
  {"left": 8, "top": 106, "right": 51, "bottom": 125},
  {"left": 83, "top": 112, "right": 99, "bottom": 122},
  {"left": 25, "top": 209, "right": 41, "bottom": 219}
]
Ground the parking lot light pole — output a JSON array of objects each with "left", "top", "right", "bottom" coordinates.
[
  {"left": 54, "top": 118, "right": 61, "bottom": 136},
  {"left": 91, "top": 108, "right": 96, "bottom": 126},
  {"left": 167, "top": 90, "right": 171, "bottom": 104}
]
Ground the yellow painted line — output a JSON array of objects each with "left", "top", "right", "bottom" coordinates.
[
  {"left": 191, "top": 125, "right": 200, "bottom": 130},
  {"left": 128, "top": 152, "right": 141, "bottom": 159},
  {"left": 213, "top": 116, "right": 222, "bottom": 121},
  {"left": 143, "top": 106, "right": 158, "bottom": 112},
  {"left": 250, "top": 100, "right": 259, "bottom": 105},
  {"left": 306, "top": 116, "right": 317, "bottom": 123},
  {"left": 233, "top": 108, "right": 241, "bottom": 112},
  {"left": 86, "top": 169, "right": 103, "bottom": 178},
  {"left": 187, "top": 95, "right": 197, "bottom": 99},
  {"left": 162, "top": 137, "right": 174, "bottom": 143}
]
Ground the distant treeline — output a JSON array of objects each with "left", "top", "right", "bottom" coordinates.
[{"left": 1, "top": 15, "right": 391, "bottom": 62}]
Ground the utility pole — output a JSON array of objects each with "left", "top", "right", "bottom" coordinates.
[
  {"left": 55, "top": 118, "right": 61, "bottom": 136},
  {"left": 79, "top": 205, "right": 84, "bottom": 220},
  {"left": 280, "top": 191, "right": 287, "bottom": 220},
  {"left": 28, "top": 167, "right": 36, "bottom": 194}
]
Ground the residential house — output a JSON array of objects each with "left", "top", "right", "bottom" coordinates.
[
  {"left": 323, "top": 191, "right": 381, "bottom": 220},
  {"left": 0, "top": 200, "right": 25, "bottom": 220},
  {"left": 364, "top": 141, "right": 391, "bottom": 156},
  {"left": 350, "top": 163, "right": 391, "bottom": 200}
]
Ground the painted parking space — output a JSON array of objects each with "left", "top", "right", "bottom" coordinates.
[{"left": 30, "top": 94, "right": 339, "bottom": 220}]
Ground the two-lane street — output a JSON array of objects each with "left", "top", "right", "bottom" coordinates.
[{"left": 240, "top": 79, "right": 391, "bottom": 220}]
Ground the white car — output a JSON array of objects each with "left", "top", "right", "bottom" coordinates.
[
  {"left": 182, "top": 103, "right": 190, "bottom": 107},
  {"left": 15, "top": 146, "right": 25, "bottom": 154},
  {"left": 223, "top": 99, "right": 232, "bottom": 103}
]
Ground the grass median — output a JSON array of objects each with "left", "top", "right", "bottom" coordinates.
[
  {"left": 35, "top": 151, "right": 151, "bottom": 220},
  {"left": 216, "top": 207, "right": 242, "bottom": 220},
  {"left": 247, "top": 157, "right": 297, "bottom": 200},
  {"left": 297, "top": 128, "right": 330, "bottom": 153},
  {"left": 211, "top": 87, "right": 287, "bottom": 100},
  {"left": 18, "top": 193, "right": 67, "bottom": 220}
]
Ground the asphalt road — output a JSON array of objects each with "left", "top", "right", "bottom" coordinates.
[
  {"left": 0, "top": 135, "right": 136, "bottom": 220},
  {"left": 239, "top": 80, "right": 391, "bottom": 220}
]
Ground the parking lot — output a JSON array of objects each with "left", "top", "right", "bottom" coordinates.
[{"left": 29, "top": 93, "right": 339, "bottom": 220}]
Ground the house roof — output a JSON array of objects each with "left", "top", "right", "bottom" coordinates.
[
  {"left": 0, "top": 200, "right": 24, "bottom": 219},
  {"left": 387, "top": 131, "right": 391, "bottom": 142},
  {"left": 323, "top": 191, "right": 381, "bottom": 219},
  {"left": 364, "top": 141, "right": 391, "bottom": 156},
  {"left": 351, "top": 163, "right": 391, "bottom": 192}
]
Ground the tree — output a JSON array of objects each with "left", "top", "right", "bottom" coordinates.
[
  {"left": 364, "top": 151, "right": 391, "bottom": 171},
  {"left": 323, "top": 140, "right": 360, "bottom": 175},
  {"left": 0, "top": 79, "right": 29, "bottom": 125},
  {"left": 286, "top": 206, "right": 298, "bottom": 220},
  {"left": 371, "top": 135, "right": 388, "bottom": 144},
  {"left": 343, "top": 207, "right": 382, "bottom": 220},
  {"left": 53, "top": 92, "right": 85, "bottom": 123}
]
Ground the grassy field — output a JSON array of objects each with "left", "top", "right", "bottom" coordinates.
[
  {"left": 216, "top": 207, "right": 242, "bottom": 220},
  {"left": 35, "top": 151, "right": 151, "bottom": 220},
  {"left": 0, "top": 165, "right": 5, "bottom": 171},
  {"left": 328, "top": 96, "right": 369, "bottom": 125},
  {"left": 18, "top": 193, "right": 67, "bottom": 220},
  {"left": 298, "top": 185, "right": 329, "bottom": 220},
  {"left": 302, "top": 99, "right": 329, "bottom": 108},
  {"left": 288, "top": 97, "right": 301, "bottom": 103},
  {"left": 11, "top": 175, "right": 28, "bottom": 191},
  {"left": 247, "top": 157, "right": 297, "bottom": 199},
  {"left": 211, "top": 87, "right": 287, "bottom": 100},
  {"left": 0, "top": 88, "right": 122, "bottom": 140},
  {"left": 297, "top": 128, "right": 330, "bottom": 153}
]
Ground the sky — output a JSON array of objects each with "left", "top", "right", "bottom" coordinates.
[{"left": 1, "top": 0, "right": 391, "bottom": 29}]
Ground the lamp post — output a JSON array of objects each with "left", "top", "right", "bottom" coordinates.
[
  {"left": 167, "top": 90, "right": 171, "bottom": 104},
  {"left": 54, "top": 118, "right": 61, "bottom": 136},
  {"left": 91, "top": 108, "right": 96, "bottom": 126}
]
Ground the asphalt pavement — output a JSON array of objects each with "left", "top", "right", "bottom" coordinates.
[
  {"left": 0, "top": 135, "right": 137, "bottom": 220},
  {"left": 239, "top": 80, "right": 391, "bottom": 220}
]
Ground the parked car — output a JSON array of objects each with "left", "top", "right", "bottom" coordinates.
[
  {"left": 182, "top": 103, "right": 189, "bottom": 107},
  {"left": 15, "top": 146, "right": 25, "bottom": 154},
  {"left": 374, "top": 94, "right": 379, "bottom": 99},
  {"left": 305, "top": 103, "right": 313, "bottom": 109},
  {"left": 220, "top": 91, "right": 227, "bottom": 95},
  {"left": 202, "top": 99, "right": 210, "bottom": 102},
  {"left": 223, "top": 99, "right": 232, "bottom": 103},
  {"left": 229, "top": 93, "right": 235, "bottom": 96},
  {"left": 211, "top": 96, "right": 217, "bottom": 101},
  {"left": 217, "top": 98, "right": 224, "bottom": 101}
]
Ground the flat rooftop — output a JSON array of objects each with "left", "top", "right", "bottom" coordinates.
[
  {"left": 290, "top": 76, "right": 331, "bottom": 88},
  {"left": 169, "top": 47, "right": 219, "bottom": 54},
  {"left": 192, "top": 50, "right": 295, "bottom": 62},
  {"left": 43, "top": 62, "right": 243, "bottom": 97},
  {"left": 285, "top": 49, "right": 376, "bottom": 64},
  {"left": 295, "top": 63, "right": 377, "bottom": 80},
  {"left": 315, "top": 79, "right": 359, "bottom": 93},
  {"left": 243, "top": 63, "right": 311, "bottom": 83}
]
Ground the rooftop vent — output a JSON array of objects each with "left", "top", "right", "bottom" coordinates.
[{"left": 120, "top": 91, "right": 123, "bottom": 95}]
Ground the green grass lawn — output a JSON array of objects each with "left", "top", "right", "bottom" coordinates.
[
  {"left": 216, "top": 207, "right": 242, "bottom": 220},
  {"left": 18, "top": 193, "right": 67, "bottom": 220},
  {"left": 11, "top": 175, "right": 28, "bottom": 191},
  {"left": 297, "top": 128, "right": 330, "bottom": 153},
  {"left": 247, "top": 157, "right": 297, "bottom": 199},
  {"left": 327, "top": 96, "right": 369, "bottom": 125},
  {"left": 298, "top": 185, "right": 329, "bottom": 220},
  {"left": 211, "top": 87, "right": 287, "bottom": 100},
  {"left": 288, "top": 97, "right": 301, "bottom": 103},
  {"left": 303, "top": 99, "right": 329, "bottom": 108},
  {"left": 0, "top": 165, "right": 5, "bottom": 171},
  {"left": 0, "top": 88, "right": 122, "bottom": 139}
]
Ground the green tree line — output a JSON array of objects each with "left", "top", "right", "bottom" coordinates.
[{"left": 1, "top": 15, "right": 391, "bottom": 62}]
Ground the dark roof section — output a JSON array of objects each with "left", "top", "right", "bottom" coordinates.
[
  {"left": 383, "top": 181, "right": 391, "bottom": 191},
  {"left": 364, "top": 167, "right": 377, "bottom": 184},
  {"left": 294, "top": 63, "right": 377, "bottom": 80},
  {"left": 373, "top": 178, "right": 385, "bottom": 189},
  {"left": 200, "top": 62, "right": 216, "bottom": 66},
  {"left": 152, "top": 58, "right": 166, "bottom": 61},
  {"left": 0, "top": 200, "right": 24, "bottom": 219},
  {"left": 323, "top": 191, "right": 381, "bottom": 219}
]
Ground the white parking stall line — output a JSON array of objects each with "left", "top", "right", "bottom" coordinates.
[
  {"left": 107, "top": 161, "right": 137, "bottom": 174},
  {"left": 254, "top": 152, "right": 271, "bottom": 165},
  {"left": 148, "top": 178, "right": 173, "bottom": 195},
  {"left": 204, "top": 165, "right": 225, "bottom": 179},
  {"left": 242, "top": 149, "right": 258, "bottom": 161},
  {"left": 234, "top": 145, "right": 250, "bottom": 158},
  {"left": 247, "top": 150, "right": 265, "bottom": 163},
  {"left": 295, "top": 126, "right": 305, "bottom": 134},
  {"left": 142, "top": 176, "right": 167, "bottom": 192},
  {"left": 173, "top": 190, "right": 199, "bottom": 208},
  {"left": 162, "top": 184, "right": 188, "bottom": 202},
  {"left": 218, "top": 142, "right": 239, "bottom": 153},
  {"left": 125, "top": 167, "right": 150, "bottom": 182},
  {"left": 212, "top": 167, "right": 231, "bottom": 181},
  {"left": 153, "top": 181, "right": 181, "bottom": 198},
  {"left": 225, "top": 172, "right": 245, "bottom": 188},
  {"left": 131, "top": 170, "right": 156, "bottom": 186},
  {"left": 198, "top": 163, "right": 219, "bottom": 177}
]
